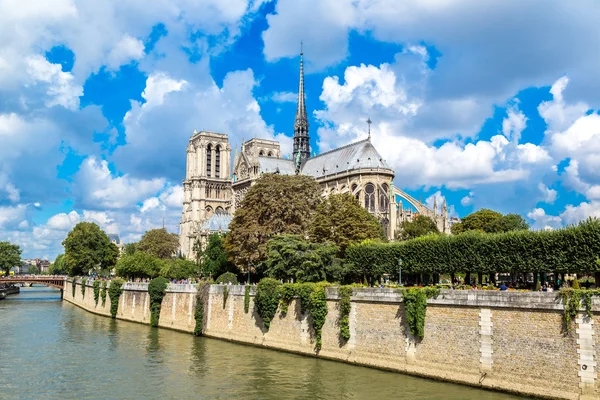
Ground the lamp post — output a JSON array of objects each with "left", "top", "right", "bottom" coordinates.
[{"left": 398, "top": 258, "right": 403, "bottom": 287}]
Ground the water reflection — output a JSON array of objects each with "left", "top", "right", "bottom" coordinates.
[{"left": 0, "top": 288, "right": 527, "bottom": 400}]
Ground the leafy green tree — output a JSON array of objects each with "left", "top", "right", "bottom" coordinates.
[
  {"left": 115, "top": 251, "right": 164, "bottom": 279},
  {"left": 103, "top": 242, "right": 120, "bottom": 270},
  {"left": 62, "top": 222, "right": 110, "bottom": 276},
  {"left": 137, "top": 228, "right": 179, "bottom": 259},
  {"left": 28, "top": 265, "right": 40, "bottom": 275},
  {"left": 0, "top": 241, "right": 22, "bottom": 275},
  {"left": 196, "top": 234, "right": 236, "bottom": 278},
  {"left": 397, "top": 215, "right": 440, "bottom": 240},
  {"left": 49, "top": 254, "right": 67, "bottom": 275},
  {"left": 124, "top": 243, "right": 137, "bottom": 256},
  {"left": 310, "top": 193, "right": 385, "bottom": 255},
  {"left": 225, "top": 174, "right": 322, "bottom": 271},
  {"left": 451, "top": 209, "right": 529, "bottom": 234},
  {"left": 264, "top": 235, "right": 339, "bottom": 282},
  {"left": 160, "top": 258, "right": 198, "bottom": 280}
]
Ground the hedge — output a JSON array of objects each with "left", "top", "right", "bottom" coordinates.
[{"left": 346, "top": 218, "right": 600, "bottom": 276}]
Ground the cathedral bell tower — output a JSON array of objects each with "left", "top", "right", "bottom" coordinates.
[{"left": 293, "top": 46, "right": 310, "bottom": 165}]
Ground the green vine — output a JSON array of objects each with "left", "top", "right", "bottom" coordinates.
[
  {"left": 560, "top": 289, "right": 599, "bottom": 333},
  {"left": 194, "top": 282, "right": 210, "bottom": 336},
  {"left": 244, "top": 285, "right": 250, "bottom": 314},
  {"left": 309, "top": 283, "right": 329, "bottom": 351},
  {"left": 148, "top": 277, "right": 169, "bottom": 327},
  {"left": 255, "top": 278, "right": 281, "bottom": 331},
  {"left": 401, "top": 287, "right": 440, "bottom": 340},
  {"left": 278, "top": 283, "right": 299, "bottom": 315},
  {"left": 338, "top": 285, "right": 353, "bottom": 342},
  {"left": 297, "top": 282, "right": 315, "bottom": 314},
  {"left": 107, "top": 278, "right": 125, "bottom": 318},
  {"left": 80, "top": 278, "right": 87, "bottom": 298},
  {"left": 100, "top": 281, "right": 107, "bottom": 307},
  {"left": 222, "top": 285, "right": 230, "bottom": 309},
  {"left": 71, "top": 278, "right": 77, "bottom": 298},
  {"left": 93, "top": 280, "right": 101, "bottom": 306}
]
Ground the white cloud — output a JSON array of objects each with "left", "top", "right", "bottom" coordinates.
[
  {"left": 46, "top": 211, "right": 80, "bottom": 230},
  {"left": 538, "top": 183, "right": 557, "bottom": 204},
  {"left": 461, "top": 192, "right": 474, "bottom": 207},
  {"left": 4, "top": 183, "right": 20, "bottom": 202},
  {"left": 106, "top": 35, "right": 145, "bottom": 70},
  {"left": 271, "top": 91, "right": 297, "bottom": 103},
  {"left": 527, "top": 207, "right": 562, "bottom": 230},
  {"left": 25, "top": 55, "right": 83, "bottom": 110}
]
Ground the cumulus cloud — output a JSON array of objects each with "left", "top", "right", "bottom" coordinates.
[{"left": 106, "top": 35, "right": 145, "bottom": 70}]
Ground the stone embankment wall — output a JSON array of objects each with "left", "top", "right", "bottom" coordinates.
[{"left": 64, "top": 280, "right": 598, "bottom": 400}]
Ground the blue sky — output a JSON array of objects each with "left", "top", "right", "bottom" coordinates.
[{"left": 2, "top": 0, "right": 600, "bottom": 259}]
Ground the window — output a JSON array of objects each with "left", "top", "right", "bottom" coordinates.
[
  {"left": 216, "top": 206, "right": 224, "bottom": 215},
  {"left": 205, "top": 206, "right": 213, "bottom": 218},
  {"left": 267, "top": 151, "right": 272, "bottom": 157},
  {"left": 365, "top": 183, "right": 375, "bottom": 212},
  {"left": 206, "top": 144, "right": 212, "bottom": 177},
  {"left": 259, "top": 150, "right": 264, "bottom": 156},
  {"left": 379, "top": 184, "right": 389, "bottom": 213},
  {"left": 215, "top": 145, "right": 221, "bottom": 178},
  {"left": 351, "top": 183, "right": 359, "bottom": 200}
]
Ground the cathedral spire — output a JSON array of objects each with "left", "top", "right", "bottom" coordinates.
[{"left": 293, "top": 41, "right": 310, "bottom": 164}]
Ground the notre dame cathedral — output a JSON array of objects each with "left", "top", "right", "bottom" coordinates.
[{"left": 179, "top": 51, "right": 450, "bottom": 259}]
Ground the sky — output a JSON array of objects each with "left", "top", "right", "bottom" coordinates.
[{"left": 2, "top": 0, "right": 600, "bottom": 260}]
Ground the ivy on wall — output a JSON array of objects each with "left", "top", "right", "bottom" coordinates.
[
  {"left": 223, "top": 286, "right": 229, "bottom": 309},
  {"left": 194, "top": 282, "right": 211, "bottom": 336},
  {"left": 309, "top": 283, "right": 329, "bottom": 350},
  {"left": 148, "top": 277, "right": 169, "bottom": 327},
  {"left": 278, "top": 283, "right": 298, "bottom": 315},
  {"left": 100, "top": 281, "right": 107, "bottom": 307},
  {"left": 81, "top": 278, "right": 87, "bottom": 297},
  {"left": 244, "top": 285, "right": 250, "bottom": 314},
  {"left": 560, "top": 289, "right": 599, "bottom": 333},
  {"left": 71, "top": 278, "right": 77, "bottom": 298},
  {"left": 107, "top": 278, "right": 125, "bottom": 318},
  {"left": 255, "top": 278, "right": 281, "bottom": 330},
  {"left": 401, "top": 287, "right": 440, "bottom": 340},
  {"left": 93, "top": 280, "right": 101, "bottom": 306},
  {"left": 338, "top": 286, "right": 353, "bottom": 342}
]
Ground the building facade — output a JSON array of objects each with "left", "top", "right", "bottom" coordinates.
[{"left": 179, "top": 51, "right": 450, "bottom": 259}]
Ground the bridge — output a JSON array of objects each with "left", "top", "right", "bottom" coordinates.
[{"left": 0, "top": 276, "right": 66, "bottom": 290}]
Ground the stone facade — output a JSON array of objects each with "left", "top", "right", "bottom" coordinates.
[{"left": 65, "top": 280, "right": 598, "bottom": 399}]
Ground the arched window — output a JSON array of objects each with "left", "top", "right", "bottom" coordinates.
[
  {"left": 267, "top": 151, "right": 272, "bottom": 157},
  {"left": 365, "top": 183, "right": 375, "bottom": 212},
  {"left": 215, "top": 206, "right": 224, "bottom": 215},
  {"left": 215, "top": 145, "right": 221, "bottom": 178},
  {"left": 351, "top": 183, "right": 359, "bottom": 200},
  {"left": 205, "top": 206, "right": 213, "bottom": 218},
  {"left": 259, "top": 150, "right": 264, "bottom": 156},
  {"left": 379, "top": 184, "right": 389, "bottom": 213},
  {"left": 206, "top": 144, "right": 212, "bottom": 177}
]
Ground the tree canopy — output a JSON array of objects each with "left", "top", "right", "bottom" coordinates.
[
  {"left": 28, "top": 264, "right": 40, "bottom": 275},
  {"left": 310, "top": 193, "right": 385, "bottom": 255},
  {"left": 0, "top": 241, "right": 22, "bottom": 275},
  {"left": 451, "top": 209, "right": 529, "bottom": 234},
  {"left": 62, "top": 222, "right": 111, "bottom": 276},
  {"left": 115, "top": 251, "right": 164, "bottom": 279},
  {"left": 264, "top": 234, "right": 339, "bottom": 282},
  {"left": 224, "top": 174, "right": 322, "bottom": 271},
  {"left": 49, "top": 254, "right": 67, "bottom": 275},
  {"left": 397, "top": 215, "right": 440, "bottom": 240},
  {"left": 196, "top": 234, "right": 236, "bottom": 278},
  {"left": 160, "top": 258, "right": 198, "bottom": 280},
  {"left": 137, "top": 228, "right": 179, "bottom": 259}
]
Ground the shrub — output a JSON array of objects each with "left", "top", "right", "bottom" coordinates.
[
  {"left": 148, "top": 277, "right": 169, "bottom": 327},
  {"left": 81, "top": 278, "right": 87, "bottom": 297},
  {"left": 107, "top": 278, "right": 125, "bottom": 318},
  {"left": 100, "top": 281, "right": 107, "bottom": 306},
  {"left": 338, "top": 286, "right": 353, "bottom": 342},
  {"left": 71, "top": 278, "right": 77, "bottom": 298},
  {"left": 255, "top": 278, "right": 281, "bottom": 330},
  {"left": 215, "top": 272, "right": 238, "bottom": 285},
  {"left": 93, "top": 280, "right": 101, "bottom": 306},
  {"left": 309, "top": 283, "right": 329, "bottom": 350},
  {"left": 401, "top": 287, "right": 440, "bottom": 340}
]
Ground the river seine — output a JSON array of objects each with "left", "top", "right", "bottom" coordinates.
[{"left": 0, "top": 287, "right": 526, "bottom": 399}]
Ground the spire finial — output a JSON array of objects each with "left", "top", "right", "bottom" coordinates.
[
  {"left": 367, "top": 117, "right": 372, "bottom": 140},
  {"left": 300, "top": 39, "right": 303, "bottom": 55},
  {"left": 293, "top": 42, "right": 310, "bottom": 163}
]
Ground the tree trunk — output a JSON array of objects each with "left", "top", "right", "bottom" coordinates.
[
  {"left": 477, "top": 272, "right": 483, "bottom": 286},
  {"left": 450, "top": 273, "right": 455, "bottom": 288},
  {"left": 465, "top": 272, "right": 471, "bottom": 286},
  {"left": 595, "top": 272, "right": 600, "bottom": 289}
]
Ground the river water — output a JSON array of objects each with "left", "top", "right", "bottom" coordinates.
[{"left": 0, "top": 287, "right": 525, "bottom": 400}]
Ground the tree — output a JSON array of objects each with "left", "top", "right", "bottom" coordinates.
[
  {"left": 49, "top": 254, "right": 67, "bottom": 275},
  {"left": 160, "top": 258, "right": 198, "bottom": 280},
  {"left": 103, "top": 242, "right": 120, "bottom": 271},
  {"left": 62, "top": 222, "right": 111, "bottom": 276},
  {"left": 397, "top": 215, "right": 440, "bottom": 240},
  {"left": 196, "top": 234, "right": 236, "bottom": 278},
  {"left": 137, "top": 228, "right": 179, "bottom": 259},
  {"left": 28, "top": 265, "right": 40, "bottom": 275},
  {"left": 264, "top": 235, "right": 339, "bottom": 282},
  {"left": 451, "top": 209, "right": 529, "bottom": 234},
  {"left": 115, "top": 251, "right": 164, "bottom": 279},
  {"left": 310, "top": 193, "right": 385, "bottom": 255},
  {"left": 225, "top": 174, "right": 322, "bottom": 271},
  {"left": 123, "top": 243, "right": 137, "bottom": 256},
  {"left": 0, "top": 241, "right": 22, "bottom": 276}
]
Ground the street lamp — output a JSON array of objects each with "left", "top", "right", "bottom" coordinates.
[{"left": 398, "top": 258, "right": 403, "bottom": 287}]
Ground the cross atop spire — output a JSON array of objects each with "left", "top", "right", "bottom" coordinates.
[{"left": 367, "top": 117, "right": 372, "bottom": 140}]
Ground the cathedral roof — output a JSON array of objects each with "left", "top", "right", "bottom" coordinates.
[
  {"left": 258, "top": 157, "right": 296, "bottom": 175},
  {"left": 301, "top": 139, "right": 392, "bottom": 178},
  {"left": 200, "top": 213, "right": 232, "bottom": 232}
]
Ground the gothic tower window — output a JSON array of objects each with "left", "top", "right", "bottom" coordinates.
[
  {"left": 365, "top": 183, "right": 375, "bottom": 212},
  {"left": 379, "top": 184, "right": 389, "bottom": 213},
  {"left": 215, "top": 145, "right": 221, "bottom": 178},
  {"left": 206, "top": 144, "right": 212, "bottom": 177},
  {"left": 352, "top": 183, "right": 359, "bottom": 200},
  {"left": 259, "top": 150, "right": 264, "bottom": 156},
  {"left": 267, "top": 151, "right": 272, "bottom": 157}
]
